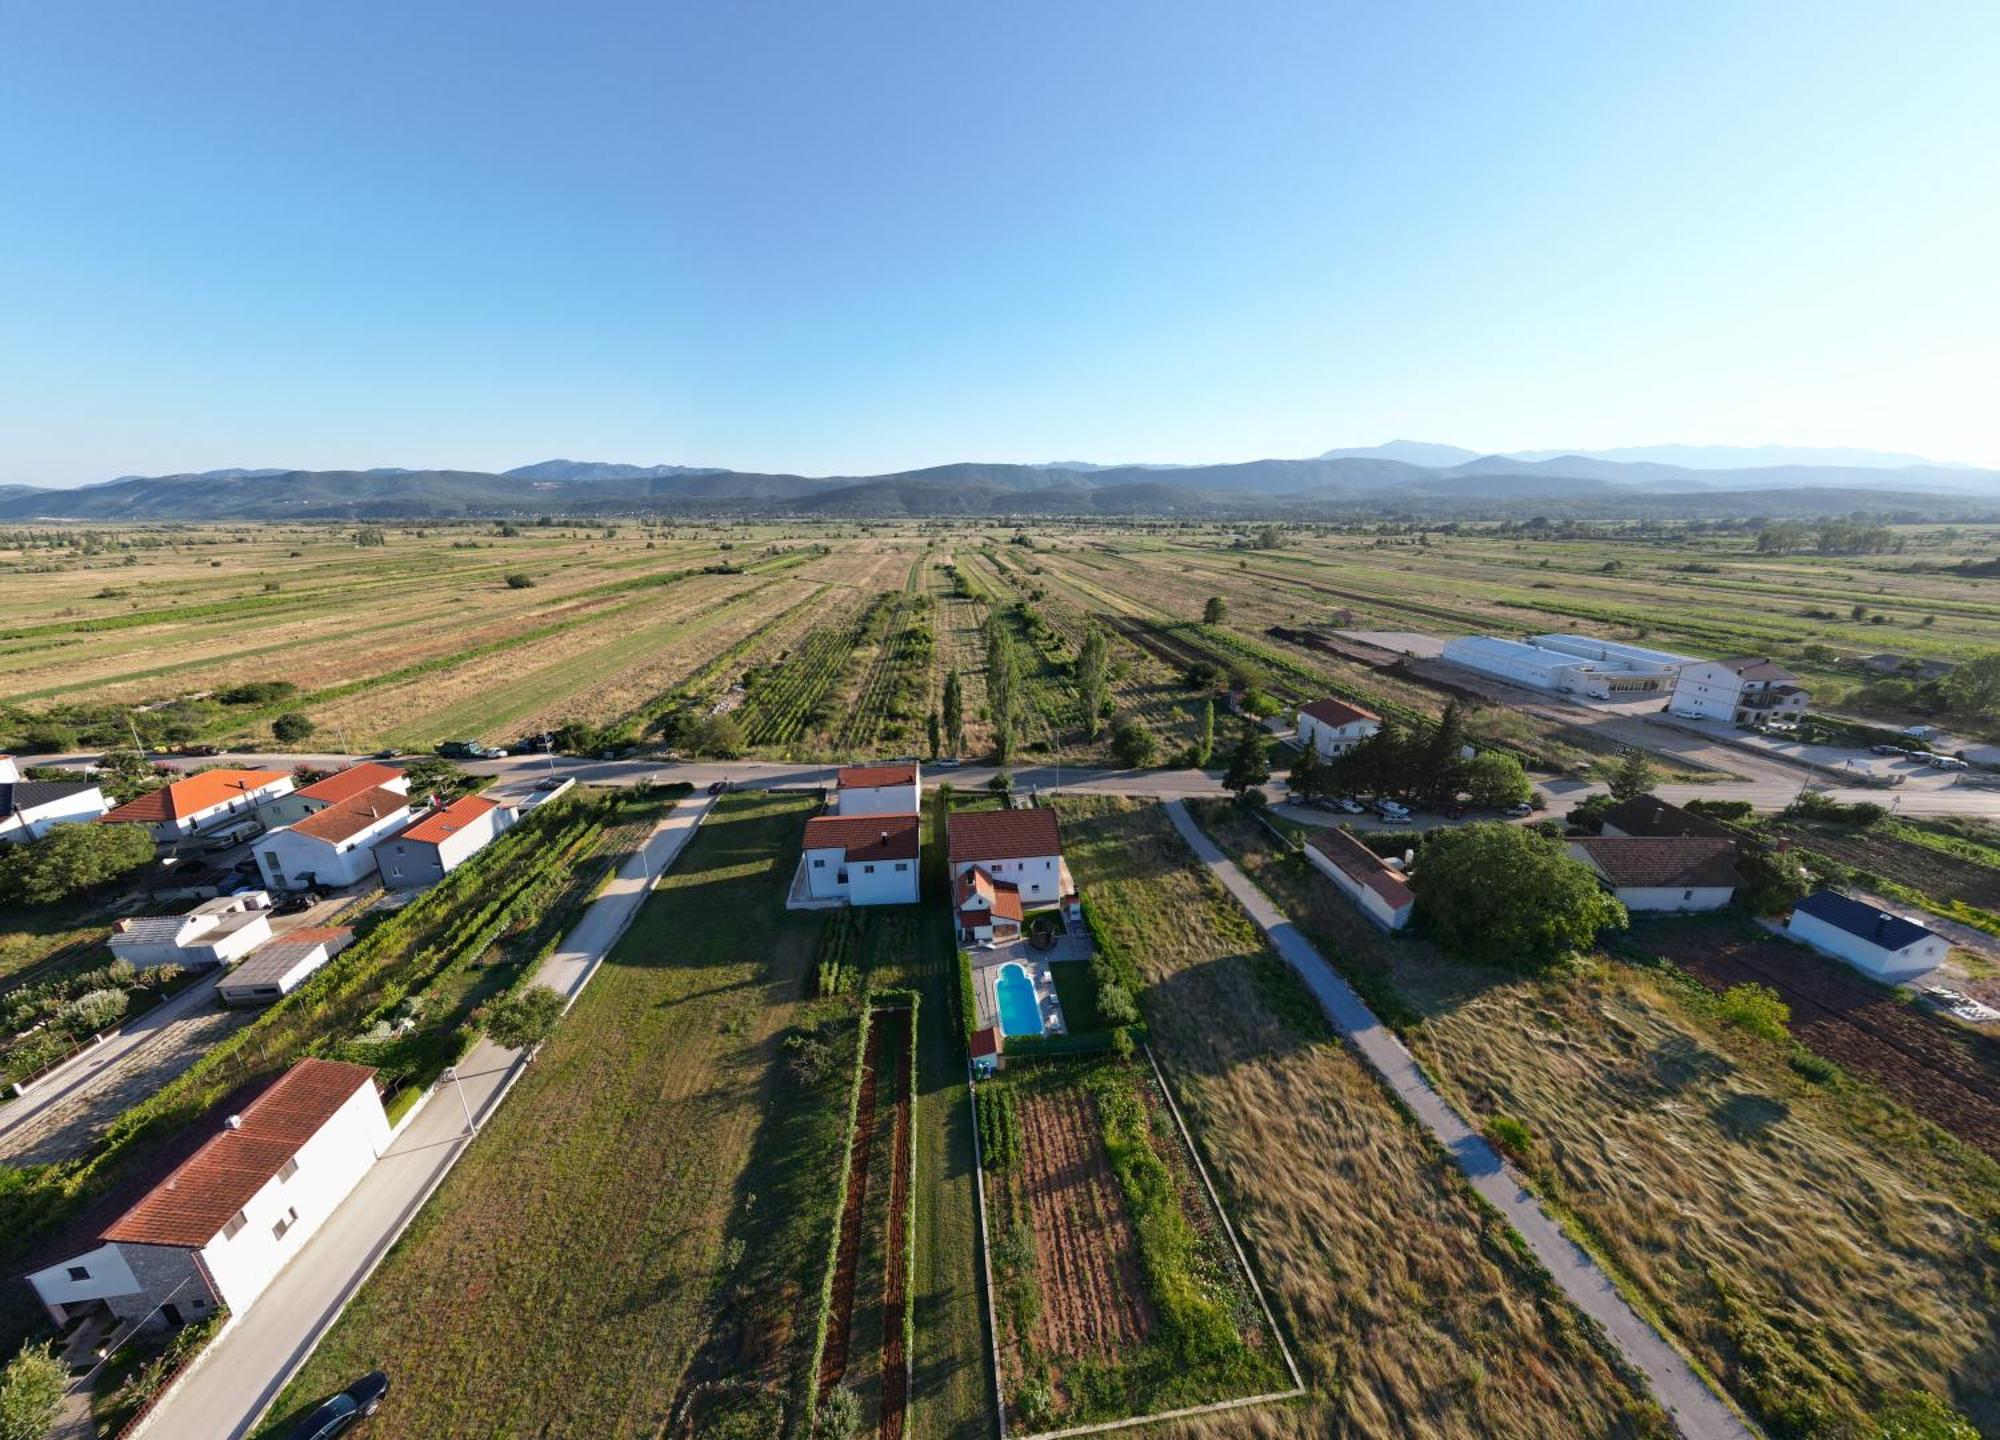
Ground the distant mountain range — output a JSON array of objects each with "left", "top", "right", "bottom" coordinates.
[{"left": 2, "top": 445, "right": 1995, "bottom": 522}]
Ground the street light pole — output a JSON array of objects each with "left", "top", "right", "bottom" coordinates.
[{"left": 444, "top": 1065, "right": 477, "bottom": 1135}]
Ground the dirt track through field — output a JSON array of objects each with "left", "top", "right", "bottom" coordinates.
[
  {"left": 1016, "top": 1086, "right": 1153, "bottom": 1359},
  {"left": 820, "top": 1012, "right": 882, "bottom": 1398},
  {"left": 1658, "top": 929, "right": 2000, "bottom": 1158},
  {"left": 878, "top": 1008, "right": 912, "bottom": 1440}
]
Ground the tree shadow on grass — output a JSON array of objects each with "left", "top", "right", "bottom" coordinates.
[{"left": 1710, "top": 1090, "right": 1789, "bottom": 1141}]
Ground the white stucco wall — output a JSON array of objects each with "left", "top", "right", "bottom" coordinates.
[
  {"left": 845, "top": 855, "right": 919, "bottom": 905},
  {"left": 0, "top": 785, "right": 110, "bottom": 843},
  {"left": 433, "top": 804, "right": 511, "bottom": 874},
  {"left": 196, "top": 1081, "right": 391, "bottom": 1314},
  {"left": 1786, "top": 910, "right": 1949, "bottom": 982},
  {"left": 951, "top": 854, "right": 1063, "bottom": 905},
  {"left": 1303, "top": 846, "right": 1412, "bottom": 930},
  {"left": 1297, "top": 712, "right": 1377, "bottom": 760},
  {"left": 26, "top": 1242, "right": 141, "bottom": 1312},
  {"left": 837, "top": 782, "right": 921, "bottom": 817},
  {"left": 254, "top": 807, "right": 410, "bottom": 891},
  {"left": 1610, "top": 884, "right": 1735, "bottom": 913}
]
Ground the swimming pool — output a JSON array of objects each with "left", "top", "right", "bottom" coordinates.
[{"left": 995, "top": 962, "right": 1044, "bottom": 1037}]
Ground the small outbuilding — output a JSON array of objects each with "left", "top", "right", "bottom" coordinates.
[
  {"left": 1786, "top": 890, "right": 1949, "bottom": 982},
  {"left": 108, "top": 893, "right": 273, "bottom": 970},
  {"left": 1304, "top": 827, "right": 1414, "bottom": 930},
  {"left": 217, "top": 927, "right": 355, "bottom": 1006},
  {"left": 835, "top": 762, "right": 921, "bottom": 817},
  {"left": 969, "top": 1026, "right": 1002, "bottom": 1078}
]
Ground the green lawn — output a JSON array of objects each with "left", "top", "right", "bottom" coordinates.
[
  {"left": 1048, "top": 959, "right": 1108, "bottom": 1034},
  {"left": 254, "top": 791, "right": 856, "bottom": 1440}
]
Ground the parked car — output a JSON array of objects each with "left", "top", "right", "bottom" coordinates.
[
  {"left": 1931, "top": 755, "right": 1969, "bottom": 770},
  {"left": 437, "top": 741, "right": 507, "bottom": 760},
  {"left": 1372, "top": 799, "right": 1410, "bottom": 819},
  {"left": 179, "top": 743, "right": 220, "bottom": 757},
  {"left": 369, "top": 748, "right": 402, "bottom": 760},
  {"left": 273, "top": 891, "right": 320, "bottom": 915},
  {"left": 931, "top": 757, "right": 961, "bottom": 769},
  {"left": 533, "top": 776, "right": 567, "bottom": 791},
  {"left": 288, "top": 1372, "right": 390, "bottom": 1439},
  {"left": 1504, "top": 801, "right": 1535, "bottom": 818},
  {"left": 1333, "top": 797, "right": 1366, "bottom": 815},
  {"left": 1870, "top": 743, "right": 1908, "bottom": 756},
  {"left": 1376, "top": 810, "right": 1413, "bottom": 825}
]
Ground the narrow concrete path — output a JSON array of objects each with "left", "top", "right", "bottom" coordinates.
[
  {"left": 1163, "top": 800, "right": 1757, "bottom": 1440},
  {"left": 133, "top": 795, "right": 715, "bottom": 1440}
]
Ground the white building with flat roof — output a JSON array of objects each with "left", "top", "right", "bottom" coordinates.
[{"left": 1444, "top": 634, "right": 1689, "bottom": 698}]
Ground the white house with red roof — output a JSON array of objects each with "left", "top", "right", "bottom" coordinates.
[
  {"left": 1295, "top": 698, "right": 1381, "bottom": 760},
  {"left": 955, "top": 865, "right": 1024, "bottom": 943},
  {"left": 24, "top": 1059, "right": 390, "bottom": 1332},
  {"left": 0, "top": 755, "right": 110, "bottom": 844},
  {"left": 798, "top": 812, "right": 921, "bottom": 906},
  {"left": 946, "top": 808, "right": 1078, "bottom": 923},
  {"left": 373, "top": 793, "right": 514, "bottom": 889},
  {"left": 1671, "top": 657, "right": 1810, "bottom": 724},
  {"left": 835, "top": 762, "right": 921, "bottom": 816},
  {"left": 98, "top": 768, "right": 295, "bottom": 843},
  {"left": 258, "top": 762, "right": 410, "bottom": 827},
  {"left": 1304, "top": 828, "right": 1414, "bottom": 930},
  {"left": 253, "top": 784, "right": 415, "bottom": 892}
]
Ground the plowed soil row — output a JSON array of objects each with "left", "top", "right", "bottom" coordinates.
[
  {"left": 878, "top": 1008, "right": 912, "bottom": 1440},
  {"left": 1657, "top": 928, "right": 2000, "bottom": 1158},
  {"left": 819, "top": 1012, "right": 883, "bottom": 1397},
  {"left": 1016, "top": 1086, "right": 1153, "bottom": 1359}
]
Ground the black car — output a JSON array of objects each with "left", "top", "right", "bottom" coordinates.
[
  {"left": 289, "top": 1372, "right": 390, "bottom": 1439},
  {"left": 369, "top": 748, "right": 402, "bottom": 761},
  {"left": 273, "top": 890, "right": 321, "bottom": 915}
]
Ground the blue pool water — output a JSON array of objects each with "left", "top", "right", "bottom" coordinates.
[{"left": 996, "top": 963, "right": 1044, "bottom": 1037}]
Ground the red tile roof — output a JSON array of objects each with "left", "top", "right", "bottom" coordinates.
[
  {"left": 99, "top": 769, "right": 290, "bottom": 825},
  {"left": 837, "top": 763, "right": 918, "bottom": 789},
  {"left": 1298, "top": 697, "right": 1380, "bottom": 729},
  {"left": 287, "top": 786, "right": 410, "bottom": 844},
  {"left": 397, "top": 794, "right": 500, "bottom": 846},
  {"left": 296, "top": 763, "right": 406, "bottom": 804},
  {"left": 1715, "top": 657, "right": 1800, "bottom": 683},
  {"left": 100, "top": 1059, "right": 377, "bottom": 1248},
  {"left": 802, "top": 812, "right": 922, "bottom": 862},
  {"left": 1570, "top": 837, "right": 1743, "bottom": 889},
  {"left": 955, "top": 866, "right": 1023, "bottom": 924},
  {"left": 969, "top": 1026, "right": 1001, "bottom": 1059},
  {"left": 1306, "top": 828, "right": 1414, "bottom": 909},
  {"left": 947, "top": 808, "right": 1061, "bottom": 865}
]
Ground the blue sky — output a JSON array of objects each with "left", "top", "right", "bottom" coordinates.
[{"left": 3, "top": 0, "right": 1996, "bottom": 485}]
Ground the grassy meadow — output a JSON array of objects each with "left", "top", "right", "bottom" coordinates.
[{"left": 1190, "top": 799, "right": 2000, "bottom": 1438}]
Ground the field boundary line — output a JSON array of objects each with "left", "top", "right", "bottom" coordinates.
[
  {"left": 1138, "top": 1042, "right": 1306, "bottom": 1395},
  {"left": 1162, "top": 799, "right": 1759, "bottom": 1440},
  {"left": 967, "top": 1057, "right": 1008, "bottom": 1440},
  {"left": 137, "top": 798, "right": 716, "bottom": 1440}
]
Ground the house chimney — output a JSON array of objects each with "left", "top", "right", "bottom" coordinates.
[
  {"left": 224, "top": 1115, "right": 243, "bottom": 1130},
  {"left": 881, "top": 830, "right": 889, "bottom": 843}
]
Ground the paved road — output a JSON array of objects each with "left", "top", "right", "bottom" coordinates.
[
  {"left": 36, "top": 748, "right": 2000, "bottom": 817},
  {"left": 1162, "top": 800, "right": 1756, "bottom": 1440},
  {"left": 134, "top": 796, "right": 715, "bottom": 1440}
]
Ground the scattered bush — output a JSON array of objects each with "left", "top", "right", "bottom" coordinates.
[
  {"left": 504, "top": 573, "right": 536, "bottom": 589},
  {"left": 272, "top": 712, "right": 316, "bottom": 743},
  {"left": 1487, "top": 1114, "right": 1535, "bottom": 1161},
  {"left": 1717, "top": 982, "right": 1790, "bottom": 1043},
  {"left": 475, "top": 984, "right": 566, "bottom": 1051},
  {"left": 0, "top": 1340, "right": 65, "bottom": 1440}
]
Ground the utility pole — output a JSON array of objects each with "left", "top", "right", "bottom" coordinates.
[{"left": 443, "top": 1065, "right": 477, "bottom": 1135}]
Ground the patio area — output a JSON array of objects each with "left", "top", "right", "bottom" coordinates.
[{"left": 967, "top": 929, "right": 1092, "bottom": 1038}]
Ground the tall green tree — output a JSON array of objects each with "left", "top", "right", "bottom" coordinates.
[
  {"left": 1339, "top": 716, "right": 1409, "bottom": 799},
  {"left": 926, "top": 708, "right": 942, "bottom": 760},
  {"left": 1076, "top": 624, "right": 1110, "bottom": 739},
  {"left": 1202, "top": 595, "right": 1227, "bottom": 625},
  {"left": 0, "top": 1340, "right": 64, "bottom": 1440},
  {"left": 1222, "top": 723, "right": 1271, "bottom": 800},
  {"left": 1942, "top": 652, "right": 2000, "bottom": 722},
  {"left": 0, "top": 823, "right": 154, "bottom": 905},
  {"left": 941, "top": 669, "right": 964, "bottom": 755},
  {"left": 1412, "top": 823, "right": 1628, "bottom": 969},
  {"left": 1196, "top": 699, "right": 1216, "bottom": 767},
  {"left": 1463, "top": 750, "right": 1533, "bottom": 808},
  {"left": 1288, "top": 742, "right": 1325, "bottom": 803},
  {"left": 985, "top": 617, "right": 1020, "bottom": 763},
  {"left": 1608, "top": 748, "right": 1661, "bottom": 801},
  {"left": 1416, "top": 700, "right": 1471, "bottom": 808}
]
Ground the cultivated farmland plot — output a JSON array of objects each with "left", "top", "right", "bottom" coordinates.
[{"left": 976, "top": 1053, "right": 1294, "bottom": 1435}]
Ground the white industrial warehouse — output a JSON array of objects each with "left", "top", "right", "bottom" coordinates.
[{"left": 1441, "top": 632, "right": 1693, "bottom": 697}]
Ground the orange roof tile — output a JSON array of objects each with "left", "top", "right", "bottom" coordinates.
[
  {"left": 287, "top": 786, "right": 410, "bottom": 844},
  {"left": 954, "top": 866, "right": 1023, "bottom": 922},
  {"left": 803, "top": 812, "right": 922, "bottom": 862},
  {"left": 99, "top": 769, "right": 290, "bottom": 825},
  {"left": 101, "top": 1059, "right": 377, "bottom": 1248},
  {"left": 947, "top": 808, "right": 1061, "bottom": 865},
  {"left": 397, "top": 794, "right": 500, "bottom": 846},
  {"left": 296, "top": 763, "right": 405, "bottom": 804},
  {"left": 838, "top": 763, "right": 918, "bottom": 789},
  {"left": 1298, "top": 697, "right": 1380, "bottom": 728}
]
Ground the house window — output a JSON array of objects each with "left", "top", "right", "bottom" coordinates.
[
  {"left": 222, "top": 1211, "right": 248, "bottom": 1240},
  {"left": 864, "top": 864, "right": 875, "bottom": 874},
  {"left": 67, "top": 1266, "right": 89, "bottom": 1282},
  {"left": 813, "top": 858, "right": 825, "bottom": 868},
  {"left": 895, "top": 862, "right": 908, "bottom": 872},
  {"left": 279, "top": 1157, "right": 299, "bottom": 1182},
  {"left": 1683, "top": 890, "right": 1694, "bottom": 901},
  {"left": 272, "top": 1206, "right": 299, "bottom": 1241}
]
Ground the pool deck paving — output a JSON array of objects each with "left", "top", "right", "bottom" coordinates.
[{"left": 1163, "top": 799, "right": 1756, "bottom": 1440}]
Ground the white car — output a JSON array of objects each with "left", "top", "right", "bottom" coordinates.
[{"left": 1334, "top": 797, "right": 1366, "bottom": 815}]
